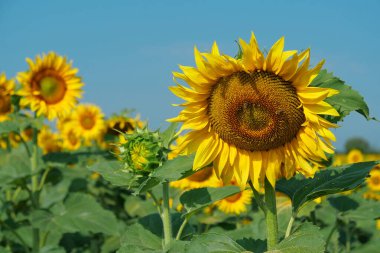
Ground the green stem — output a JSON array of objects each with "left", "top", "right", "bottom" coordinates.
[
  {"left": 345, "top": 226, "right": 351, "bottom": 252},
  {"left": 148, "top": 190, "right": 162, "bottom": 214},
  {"left": 249, "top": 180, "right": 266, "bottom": 214},
  {"left": 30, "top": 125, "right": 40, "bottom": 253},
  {"left": 264, "top": 177, "right": 278, "bottom": 250},
  {"left": 325, "top": 221, "right": 338, "bottom": 252},
  {"left": 38, "top": 167, "right": 51, "bottom": 191},
  {"left": 16, "top": 132, "right": 31, "bottom": 157},
  {"left": 175, "top": 217, "right": 189, "bottom": 240},
  {"left": 162, "top": 180, "right": 172, "bottom": 249},
  {"left": 285, "top": 214, "right": 295, "bottom": 238}
]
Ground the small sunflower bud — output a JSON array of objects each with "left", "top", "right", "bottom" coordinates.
[{"left": 118, "top": 127, "right": 168, "bottom": 174}]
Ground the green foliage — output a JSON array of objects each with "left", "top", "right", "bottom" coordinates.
[
  {"left": 180, "top": 186, "right": 241, "bottom": 218},
  {"left": 276, "top": 161, "right": 379, "bottom": 213},
  {"left": 271, "top": 223, "right": 325, "bottom": 253},
  {"left": 185, "top": 233, "right": 246, "bottom": 252},
  {"left": 310, "top": 70, "right": 374, "bottom": 123}
]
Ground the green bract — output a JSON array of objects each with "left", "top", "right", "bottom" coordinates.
[{"left": 118, "top": 127, "right": 169, "bottom": 174}]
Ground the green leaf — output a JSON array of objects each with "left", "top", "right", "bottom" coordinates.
[
  {"left": 89, "top": 159, "right": 140, "bottom": 188},
  {"left": 0, "top": 114, "right": 43, "bottom": 134},
  {"left": 117, "top": 223, "right": 162, "bottom": 253},
  {"left": 276, "top": 161, "right": 379, "bottom": 213},
  {"left": 185, "top": 233, "right": 246, "bottom": 253},
  {"left": 160, "top": 122, "right": 178, "bottom": 148},
  {"left": 136, "top": 154, "right": 195, "bottom": 194},
  {"left": 180, "top": 186, "right": 241, "bottom": 218},
  {"left": 310, "top": 70, "right": 374, "bottom": 123},
  {"left": 31, "top": 193, "right": 119, "bottom": 235},
  {"left": 270, "top": 223, "right": 325, "bottom": 253}
]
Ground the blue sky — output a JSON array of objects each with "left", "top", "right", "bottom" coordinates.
[{"left": 0, "top": 0, "right": 379, "bottom": 151}]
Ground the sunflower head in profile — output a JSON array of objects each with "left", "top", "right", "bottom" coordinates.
[
  {"left": 169, "top": 32, "right": 339, "bottom": 190},
  {"left": 106, "top": 113, "right": 145, "bottom": 136},
  {"left": 118, "top": 127, "right": 168, "bottom": 174},
  {"left": 170, "top": 165, "right": 220, "bottom": 190},
  {"left": 69, "top": 104, "right": 106, "bottom": 142},
  {"left": 216, "top": 179, "right": 253, "bottom": 215},
  {"left": 347, "top": 149, "right": 364, "bottom": 163},
  {"left": 0, "top": 73, "right": 15, "bottom": 122},
  {"left": 17, "top": 52, "right": 83, "bottom": 120}
]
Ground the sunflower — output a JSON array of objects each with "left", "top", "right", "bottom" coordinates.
[
  {"left": 61, "top": 126, "right": 81, "bottom": 151},
  {"left": 170, "top": 165, "right": 220, "bottom": 190},
  {"left": 0, "top": 73, "right": 15, "bottom": 122},
  {"left": 347, "top": 149, "right": 364, "bottom": 163},
  {"left": 69, "top": 104, "right": 106, "bottom": 142},
  {"left": 367, "top": 169, "right": 380, "bottom": 192},
  {"left": 216, "top": 180, "right": 253, "bottom": 215},
  {"left": 38, "top": 126, "right": 62, "bottom": 154},
  {"left": 106, "top": 114, "right": 145, "bottom": 136},
  {"left": 17, "top": 52, "right": 83, "bottom": 120},
  {"left": 169, "top": 33, "right": 339, "bottom": 190}
]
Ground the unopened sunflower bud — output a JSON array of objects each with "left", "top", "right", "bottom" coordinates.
[{"left": 118, "top": 127, "right": 168, "bottom": 174}]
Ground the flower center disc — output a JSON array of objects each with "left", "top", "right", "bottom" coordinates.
[
  {"left": 208, "top": 71, "right": 305, "bottom": 151},
  {"left": 80, "top": 115, "right": 96, "bottom": 129},
  {"left": 0, "top": 94, "right": 11, "bottom": 114},
  {"left": 32, "top": 69, "right": 67, "bottom": 104}
]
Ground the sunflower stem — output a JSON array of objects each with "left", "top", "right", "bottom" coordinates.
[
  {"left": 249, "top": 180, "right": 266, "bottom": 214},
  {"left": 175, "top": 216, "right": 189, "bottom": 240},
  {"left": 162, "top": 180, "right": 172, "bottom": 249},
  {"left": 285, "top": 214, "right": 295, "bottom": 238},
  {"left": 264, "top": 177, "right": 278, "bottom": 250},
  {"left": 30, "top": 121, "right": 40, "bottom": 253}
]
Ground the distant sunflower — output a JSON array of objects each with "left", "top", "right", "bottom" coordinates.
[
  {"left": 368, "top": 169, "right": 380, "bottom": 192},
  {"left": 38, "top": 126, "right": 62, "bottom": 154},
  {"left": 347, "top": 149, "right": 364, "bottom": 163},
  {"left": 0, "top": 73, "right": 15, "bottom": 122},
  {"left": 61, "top": 127, "right": 81, "bottom": 151},
  {"left": 170, "top": 165, "right": 220, "bottom": 190},
  {"left": 17, "top": 52, "right": 83, "bottom": 120},
  {"left": 169, "top": 32, "right": 339, "bottom": 189},
  {"left": 216, "top": 180, "right": 252, "bottom": 215},
  {"left": 70, "top": 104, "right": 105, "bottom": 142},
  {"left": 106, "top": 114, "right": 145, "bottom": 136}
]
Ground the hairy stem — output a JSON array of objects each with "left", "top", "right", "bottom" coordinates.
[
  {"left": 162, "top": 180, "right": 172, "bottom": 249},
  {"left": 285, "top": 214, "right": 295, "bottom": 238},
  {"left": 264, "top": 177, "right": 278, "bottom": 250}
]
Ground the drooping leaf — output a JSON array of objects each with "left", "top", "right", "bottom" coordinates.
[
  {"left": 180, "top": 186, "right": 241, "bottom": 218},
  {"left": 310, "top": 70, "right": 374, "bottom": 123},
  {"left": 276, "top": 161, "right": 379, "bottom": 213},
  {"left": 185, "top": 233, "right": 246, "bottom": 253},
  {"left": 270, "top": 223, "right": 325, "bottom": 253}
]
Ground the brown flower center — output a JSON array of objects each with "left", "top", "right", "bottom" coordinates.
[
  {"left": 80, "top": 114, "right": 96, "bottom": 130},
  {"left": 208, "top": 71, "right": 305, "bottom": 151},
  {"left": 32, "top": 69, "right": 67, "bottom": 104},
  {"left": 225, "top": 192, "right": 242, "bottom": 203},
  {"left": 0, "top": 94, "right": 11, "bottom": 114}
]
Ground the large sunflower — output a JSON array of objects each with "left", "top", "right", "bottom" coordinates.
[
  {"left": 17, "top": 52, "right": 83, "bottom": 120},
  {"left": 0, "top": 73, "right": 15, "bottom": 122},
  {"left": 69, "top": 104, "right": 105, "bottom": 142},
  {"left": 169, "top": 33, "right": 339, "bottom": 190}
]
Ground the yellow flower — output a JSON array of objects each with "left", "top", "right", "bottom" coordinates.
[
  {"left": 0, "top": 73, "right": 15, "bottom": 122},
  {"left": 368, "top": 169, "right": 380, "bottom": 192},
  {"left": 17, "top": 52, "right": 83, "bottom": 120},
  {"left": 69, "top": 104, "right": 106, "bottom": 142},
  {"left": 61, "top": 126, "right": 81, "bottom": 151},
  {"left": 171, "top": 165, "right": 220, "bottom": 190},
  {"left": 216, "top": 180, "right": 253, "bottom": 215},
  {"left": 347, "top": 149, "right": 364, "bottom": 163},
  {"left": 377, "top": 220, "right": 380, "bottom": 230},
  {"left": 106, "top": 114, "right": 145, "bottom": 136},
  {"left": 169, "top": 32, "right": 338, "bottom": 190},
  {"left": 38, "top": 126, "right": 62, "bottom": 154},
  {"left": 363, "top": 191, "right": 380, "bottom": 201},
  {"left": 56, "top": 114, "right": 73, "bottom": 133}
]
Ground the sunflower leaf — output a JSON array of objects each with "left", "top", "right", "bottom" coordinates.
[
  {"left": 180, "top": 186, "right": 241, "bottom": 218},
  {"left": 136, "top": 154, "right": 195, "bottom": 194},
  {"left": 185, "top": 233, "right": 246, "bottom": 253},
  {"left": 276, "top": 161, "right": 379, "bottom": 213},
  {"left": 270, "top": 223, "right": 325, "bottom": 253},
  {"left": 310, "top": 70, "right": 375, "bottom": 123},
  {"left": 160, "top": 122, "right": 179, "bottom": 148}
]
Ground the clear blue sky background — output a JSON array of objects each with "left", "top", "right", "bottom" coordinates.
[{"left": 0, "top": 0, "right": 379, "bottom": 151}]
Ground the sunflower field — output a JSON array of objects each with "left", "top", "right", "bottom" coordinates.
[{"left": 0, "top": 32, "right": 380, "bottom": 253}]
